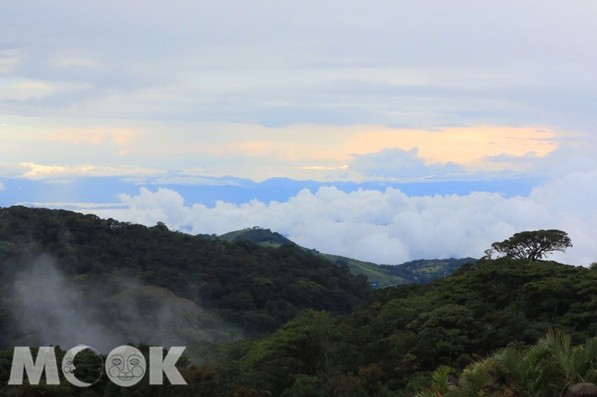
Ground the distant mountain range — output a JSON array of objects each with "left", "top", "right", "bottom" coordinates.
[
  {"left": 0, "top": 174, "right": 541, "bottom": 208},
  {"left": 218, "top": 226, "right": 476, "bottom": 287}
]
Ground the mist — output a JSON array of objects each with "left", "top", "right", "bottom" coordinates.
[
  {"left": 11, "top": 255, "right": 118, "bottom": 352},
  {"left": 10, "top": 255, "right": 239, "bottom": 353}
]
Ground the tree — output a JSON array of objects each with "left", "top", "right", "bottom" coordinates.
[{"left": 484, "top": 229, "right": 572, "bottom": 261}]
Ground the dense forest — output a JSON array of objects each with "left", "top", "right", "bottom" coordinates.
[
  {"left": 0, "top": 206, "right": 371, "bottom": 347},
  {"left": 0, "top": 206, "right": 595, "bottom": 396},
  {"left": 189, "top": 257, "right": 596, "bottom": 397}
]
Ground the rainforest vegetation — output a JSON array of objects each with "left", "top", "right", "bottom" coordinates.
[{"left": 0, "top": 206, "right": 594, "bottom": 396}]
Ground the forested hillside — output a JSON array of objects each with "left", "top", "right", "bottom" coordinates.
[
  {"left": 0, "top": 206, "right": 371, "bottom": 349},
  {"left": 218, "top": 227, "right": 475, "bottom": 287},
  {"left": 186, "top": 257, "right": 597, "bottom": 396},
  {"left": 1, "top": 206, "right": 594, "bottom": 396}
]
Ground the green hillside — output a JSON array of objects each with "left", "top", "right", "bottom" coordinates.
[
  {"left": 379, "top": 257, "right": 477, "bottom": 284},
  {"left": 219, "top": 227, "right": 295, "bottom": 247},
  {"left": 322, "top": 253, "right": 407, "bottom": 286},
  {"left": 0, "top": 206, "right": 371, "bottom": 348},
  {"left": 218, "top": 227, "right": 474, "bottom": 287},
  {"left": 191, "top": 257, "right": 597, "bottom": 396}
]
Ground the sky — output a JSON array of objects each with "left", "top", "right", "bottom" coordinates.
[{"left": 1, "top": 1, "right": 597, "bottom": 265}]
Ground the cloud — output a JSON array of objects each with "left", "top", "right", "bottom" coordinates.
[
  {"left": 0, "top": 181, "right": 5, "bottom": 191},
  {"left": 47, "top": 130, "right": 138, "bottom": 147},
  {"left": 17, "top": 162, "right": 157, "bottom": 180},
  {"left": 2, "top": 1, "right": 597, "bottom": 131},
  {"left": 50, "top": 55, "right": 103, "bottom": 69},
  {"left": 135, "top": 174, "right": 243, "bottom": 187},
  {"left": 1, "top": 1, "right": 596, "bottom": 252},
  {"left": 0, "top": 49, "right": 22, "bottom": 74},
  {"left": 348, "top": 148, "right": 464, "bottom": 181},
  {"left": 86, "top": 167, "right": 597, "bottom": 267},
  {"left": 0, "top": 79, "right": 91, "bottom": 101},
  {"left": 0, "top": 123, "right": 565, "bottom": 182}
]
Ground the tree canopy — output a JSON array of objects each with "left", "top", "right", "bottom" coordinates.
[{"left": 484, "top": 229, "right": 572, "bottom": 261}]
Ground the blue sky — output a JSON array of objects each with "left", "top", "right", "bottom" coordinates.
[{"left": 1, "top": 1, "right": 597, "bottom": 265}]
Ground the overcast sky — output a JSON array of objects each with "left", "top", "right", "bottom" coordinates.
[{"left": 1, "top": 1, "right": 596, "bottom": 265}]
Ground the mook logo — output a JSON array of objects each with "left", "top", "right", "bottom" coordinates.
[{"left": 8, "top": 345, "right": 187, "bottom": 387}]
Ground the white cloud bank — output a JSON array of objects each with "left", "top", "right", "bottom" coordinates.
[{"left": 85, "top": 169, "right": 597, "bottom": 267}]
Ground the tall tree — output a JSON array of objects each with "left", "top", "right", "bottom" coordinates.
[{"left": 484, "top": 229, "right": 572, "bottom": 261}]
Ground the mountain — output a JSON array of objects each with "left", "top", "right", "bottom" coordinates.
[
  {"left": 379, "top": 257, "right": 477, "bottom": 284},
  {"left": 322, "top": 253, "right": 408, "bottom": 287},
  {"left": 203, "top": 257, "right": 597, "bottom": 396},
  {"left": 0, "top": 205, "right": 593, "bottom": 396},
  {"left": 1, "top": 175, "right": 540, "bottom": 208},
  {"left": 0, "top": 206, "right": 371, "bottom": 350},
  {"left": 218, "top": 227, "right": 475, "bottom": 287},
  {"left": 219, "top": 227, "right": 295, "bottom": 247}
]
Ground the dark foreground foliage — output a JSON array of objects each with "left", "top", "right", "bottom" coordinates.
[{"left": 416, "top": 329, "right": 597, "bottom": 397}]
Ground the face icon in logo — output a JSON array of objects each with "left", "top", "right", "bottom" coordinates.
[
  {"left": 106, "top": 346, "right": 146, "bottom": 387},
  {"left": 63, "top": 357, "right": 75, "bottom": 374}
]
